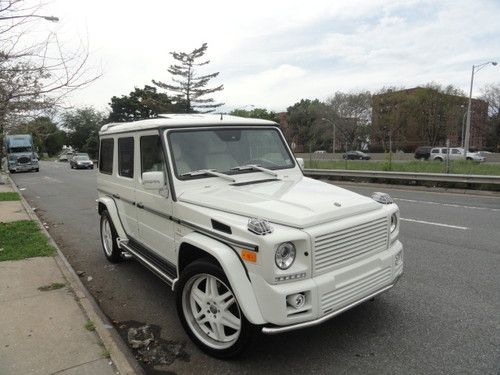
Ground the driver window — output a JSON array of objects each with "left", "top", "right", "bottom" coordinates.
[{"left": 141, "top": 135, "right": 165, "bottom": 174}]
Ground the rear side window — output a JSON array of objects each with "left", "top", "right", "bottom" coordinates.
[
  {"left": 141, "top": 135, "right": 164, "bottom": 174},
  {"left": 99, "top": 138, "right": 114, "bottom": 174},
  {"left": 431, "top": 149, "right": 439, "bottom": 154},
  {"left": 118, "top": 137, "right": 134, "bottom": 178}
]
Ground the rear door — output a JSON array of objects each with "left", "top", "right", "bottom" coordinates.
[{"left": 135, "top": 132, "right": 175, "bottom": 266}]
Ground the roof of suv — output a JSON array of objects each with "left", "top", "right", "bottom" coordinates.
[{"left": 99, "top": 114, "right": 278, "bottom": 135}]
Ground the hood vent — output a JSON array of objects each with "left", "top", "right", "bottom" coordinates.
[{"left": 211, "top": 219, "right": 232, "bottom": 234}]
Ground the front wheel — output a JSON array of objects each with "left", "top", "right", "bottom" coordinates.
[{"left": 176, "top": 259, "right": 255, "bottom": 358}]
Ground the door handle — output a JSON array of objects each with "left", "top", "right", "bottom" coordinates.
[{"left": 136, "top": 203, "right": 144, "bottom": 209}]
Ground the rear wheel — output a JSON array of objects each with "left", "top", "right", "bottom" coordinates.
[
  {"left": 466, "top": 157, "right": 472, "bottom": 161},
  {"left": 100, "top": 210, "right": 122, "bottom": 263},
  {"left": 176, "top": 259, "right": 255, "bottom": 358}
]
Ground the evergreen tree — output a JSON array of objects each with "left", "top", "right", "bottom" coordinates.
[{"left": 153, "top": 43, "right": 223, "bottom": 113}]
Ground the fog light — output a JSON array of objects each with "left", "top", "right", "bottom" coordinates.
[
  {"left": 395, "top": 250, "right": 403, "bottom": 266},
  {"left": 286, "top": 293, "right": 306, "bottom": 309}
]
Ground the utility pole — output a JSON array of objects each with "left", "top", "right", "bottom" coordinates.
[{"left": 463, "top": 61, "right": 497, "bottom": 159}]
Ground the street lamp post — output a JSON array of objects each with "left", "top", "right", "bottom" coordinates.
[
  {"left": 463, "top": 61, "right": 497, "bottom": 159},
  {"left": 321, "top": 117, "right": 336, "bottom": 160}
]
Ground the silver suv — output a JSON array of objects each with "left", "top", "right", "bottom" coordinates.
[{"left": 430, "top": 147, "right": 485, "bottom": 162}]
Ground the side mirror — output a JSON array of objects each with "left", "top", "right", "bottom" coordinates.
[
  {"left": 296, "top": 157, "right": 304, "bottom": 170},
  {"left": 142, "top": 171, "right": 165, "bottom": 190}
]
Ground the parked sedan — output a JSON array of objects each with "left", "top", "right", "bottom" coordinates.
[
  {"left": 342, "top": 151, "right": 371, "bottom": 160},
  {"left": 70, "top": 154, "right": 94, "bottom": 169}
]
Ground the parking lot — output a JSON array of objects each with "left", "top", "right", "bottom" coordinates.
[{"left": 11, "top": 160, "right": 500, "bottom": 375}]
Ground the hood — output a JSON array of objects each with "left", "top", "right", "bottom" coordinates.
[{"left": 178, "top": 176, "right": 381, "bottom": 228}]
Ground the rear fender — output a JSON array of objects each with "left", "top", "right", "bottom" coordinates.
[
  {"left": 178, "top": 232, "right": 265, "bottom": 325},
  {"left": 97, "top": 196, "right": 128, "bottom": 244}
]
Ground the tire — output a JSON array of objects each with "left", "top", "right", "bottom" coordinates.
[
  {"left": 466, "top": 157, "right": 472, "bottom": 161},
  {"left": 35, "top": 168, "right": 39, "bottom": 172},
  {"left": 176, "top": 259, "right": 256, "bottom": 358},
  {"left": 9, "top": 170, "right": 14, "bottom": 174},
  {"left": 434, "top": 157, "right": 443, "bottom": 162},
  {"left": 100, "top": 210, "right": 122, "bottom": 263}
]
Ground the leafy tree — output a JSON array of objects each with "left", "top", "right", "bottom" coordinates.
[
  {"left": 45, "top": 130, "right": 68, "bottom": 156},
  {"left": 153, "top": 43, "right": 223, "bottom": 113},
  {"left": 229, "top": 108, "right": 279, "bottom": 122},
  {"left": 61, "top": 107, "right": 104, "bottom": 158},
  {"left": 0, "top": 0, "right": 99, "bottom": 160},
  {"left": 481, "top": 83, "right": 500, "bottom": 151},
  {"left": 286, "top": 99, "right": 328, "bottom": 152},
  {"left": 108, "top": 85, "right": 186, "bottom": 122},
  {"left": 323, "top": 91, "right": 372, "bottom": 151}
]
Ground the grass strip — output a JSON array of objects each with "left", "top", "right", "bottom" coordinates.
[
  {"left": 305, "top": 160, "right": 500, "bottom": 175},
  {"left": 0, "top": 220, "right": 55, "bottom": 261},
  {"left": 0, "top": 192, "right": 20, "bottom": 201}
]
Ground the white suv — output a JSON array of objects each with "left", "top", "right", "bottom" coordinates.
[
  {"left": 96, "top": 114, "right": 403, "bottom": 358},
  {"left": 430, "top": 147, "right": 485, "bottom": 162}
]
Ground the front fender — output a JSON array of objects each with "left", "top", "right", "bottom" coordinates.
[
  {"left": 178, "top": 232, "right": 266, "bottom": 325},
  {"left": 97, "top": 196, "right": 128, "bottom": 241}
]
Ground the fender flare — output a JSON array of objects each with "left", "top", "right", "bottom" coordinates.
[
  {"left": 97, "top": 196, "right": 128, "bottom": 241},
  {"left": 178, "top": 232, "right": 266, "bottom": 325}
]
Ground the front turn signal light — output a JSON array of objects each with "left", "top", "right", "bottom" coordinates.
[{"left": 241, "top": 249, "right": 257, "bottom": 263}]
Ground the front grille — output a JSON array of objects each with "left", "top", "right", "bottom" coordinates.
[
  {"left": 17, "top": 156, "right": 30, "bottom": 164},
  {"left": 320, "top": 266, "right": 392, "bottom": 313},
  {"left": 313, "top": 217, "right": 388, "bottom": 274}
]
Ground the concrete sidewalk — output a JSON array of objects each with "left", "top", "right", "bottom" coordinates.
[{"left": 0, "top": 176, "right": 119, "bottom": 375}]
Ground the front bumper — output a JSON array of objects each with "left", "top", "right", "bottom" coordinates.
[
  {"left": 9, "top": 163, "right": 38, "bottom": 171},
  {"left": 251, "top": 240, "right": 403, "bottom": 334}
]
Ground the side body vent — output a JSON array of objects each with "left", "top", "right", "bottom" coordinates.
[{"left": 211, "top": 219, "right": 232, "bottom": 234}]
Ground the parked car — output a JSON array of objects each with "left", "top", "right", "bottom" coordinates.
[
  {"left": 414, "top": 146, "right": 432, "bottom": 160},
  {"left": 70, "top": 153, "right": 94, "bottom": 169},
  {"left": 97, "top": 114, "right": 403, "bottom": 358},
  {"left": 342, "top": 151, "right": 371, "bottom": 160},
  {"left": 430, "top": 147, "right": 485, "bottom": 162}
]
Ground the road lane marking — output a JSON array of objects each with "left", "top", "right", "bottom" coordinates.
[
  {"left": 400, "top": 218, "right": 469, "bottom": 230},
  {"left": 395, "top": 198, "right": 500, "bottom": 212}
]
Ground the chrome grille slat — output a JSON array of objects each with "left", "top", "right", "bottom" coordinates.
[
  {"left": 315, "top": 239, "right": 388, "bottom": 269},
  {"left": 315, "top": 220, "right": 386, "bottom": 244},
  {"left": 315, "top": 231, "right": 386, "bottom": 259},
  {"left": 313, "top": 217, "right": 388, "bottom": 274},
  {"left": 321, "top": 267, "right": 392, "bottom": 312}
]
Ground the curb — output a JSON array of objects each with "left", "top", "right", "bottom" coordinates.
[{"left": 6, "top": 174, "right": 144, "bottom": 375}]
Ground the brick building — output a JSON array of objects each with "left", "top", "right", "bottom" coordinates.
[{"left": 371, "top": 87, "right": 488, "bottom": 151}]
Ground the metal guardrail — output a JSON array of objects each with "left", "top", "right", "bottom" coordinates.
[{"left": 303, "top": 169, "right": 500, "bottom": 185}]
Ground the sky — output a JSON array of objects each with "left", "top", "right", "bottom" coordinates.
[{"left": 42, "top": 0, "right": 500, "bottom": 114}]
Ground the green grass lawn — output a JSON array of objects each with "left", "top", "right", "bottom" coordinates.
[
  {"left": 0, "top": 192, "right": 20, "bottom": 201},
  {"left": 305, "top": 160, "right": 500, "bottom": 175},
  {"left": 0, "top": 220, "right": 55, "bottom": 261}
]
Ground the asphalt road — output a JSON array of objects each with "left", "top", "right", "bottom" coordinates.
[{"left": 12, "top": 161, "right": 500, "bottom": 375}]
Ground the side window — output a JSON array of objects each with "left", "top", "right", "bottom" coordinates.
[
  {"left": 118, "top": 137, "right": 134, "bottom": 178},
  {"left": 141, "top": 135, "right": 164, "bottom": 174},
  {"left": 99, "top": 138, "right": 114, "bottom": 174},
  {"left": 451, "top": 149, "right": 460, "bottom": 154},
  {"left": 431, "top": 149, "right": 439, "bottom": 154}
]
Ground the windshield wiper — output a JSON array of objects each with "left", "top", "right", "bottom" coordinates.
[
  {"left": 230, "top": 164, "right": 278, "bottom": 177},
  {"left": 181, "top": 169, "right": 236, "bottom": 182}
]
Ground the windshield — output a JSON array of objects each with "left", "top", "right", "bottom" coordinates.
[
  {"left": 9, "top": 146, "right": 31, "bottom": 153},
  {"left": 168, "top": 128, "right": 295, "bottom": 179},
  {"left": 75, "top": 155, "right": 90, "bottom": 160}
]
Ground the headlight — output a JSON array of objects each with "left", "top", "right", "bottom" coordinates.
[
  {"left": 390, "top": 213, "right": 398, "bottom": 233},
  {"left": 275, "top": 242, "right": 296, "bottom": 270}
]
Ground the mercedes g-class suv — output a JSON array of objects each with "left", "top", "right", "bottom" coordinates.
[{"left": 97, "top": 114, "right": 403, "bottom": 358}]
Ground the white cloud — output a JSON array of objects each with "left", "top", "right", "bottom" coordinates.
[{"left": 39, "top": 0, "right": 500, "bottom": 113}]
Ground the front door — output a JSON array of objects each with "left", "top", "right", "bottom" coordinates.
[{"left": 135, "top": 132, "right": 175, "bottom": 266}]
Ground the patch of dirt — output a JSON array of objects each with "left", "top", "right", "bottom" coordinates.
[{"left": 115, "top": 320, "right": 189, "bottom": 373}]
